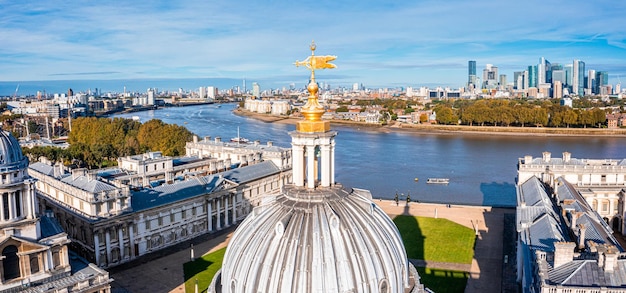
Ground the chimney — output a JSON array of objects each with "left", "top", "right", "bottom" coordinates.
[
  {"left": 267, "top": 141, "right": 273, "bottom": 147},
  {"left": 570, "top": 211, "right": 580, "bottom": 230},
  {"left": 524, "top": 155, "right": 533, "bottom": 164},
  {"left": 215, "top": 137, "right": 221, "bottom": 143},
  {"left": 53, "top": 162, "right": 62, "bottom": 178},
  {"left": 193, "top": 135, "right": 198, "bottom": 143},
  {"left": 86, "top": 171, "right": 96, "bottom": 182},
  {"left": 254, "top": 140, "right": 260, "bottom": 146},
  {"left": 204, "top": 136, "right": 211, "bottom": 142},
  {"left": 553, "top": 242, "right": 575, "bottom": 268},
  {"left": 603, "top": 249, "right": 619, "bottom": 272},
  {"left": 577, "top": 224, "right": 586, "bottom": 250},
  {"left": 72, "top": 168, "right": 87, "bottom": 180},
  {"left": 562, "top": 152, "right": 571, "bottom": 163},
  {"left": 542, "top": 151, "right": 551, "bottom": 163}
]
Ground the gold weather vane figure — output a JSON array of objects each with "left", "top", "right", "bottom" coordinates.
[{"left": 294, "top": 41, "right": 337, "bottom": 132}]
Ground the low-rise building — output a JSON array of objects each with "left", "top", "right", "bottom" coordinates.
[
  {"left": 517, "top": 151, "right": 626, "bottom": 233},
  {"left": 29, "top": 140, "right": 292, "bottom": 268}
]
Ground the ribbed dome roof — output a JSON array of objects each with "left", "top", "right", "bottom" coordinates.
[
  {"left": 213, "top": 185, "right": 421, "bottom": 293},
  {"left": 0, "top": 131, "right": 28, "bottom": 172}
]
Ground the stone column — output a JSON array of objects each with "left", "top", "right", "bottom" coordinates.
[
  {"left": 105, "top": 229, "right": 112, "bottom": 265},
  {"left": 9, "top": 192, "right": 16, "bottom": 219},
  {"left": 94, "top": 231, "right": 101, "bottom": 265},
  {"left": 207, "top": 201, "right": 213, "bottom": 232},
  {"left": 320, "top": 145, "right": 331, "bottom": 187},
  {"left": 47, "top": 250, "right": 54, "bottom": 270},
  {"left": 330, "top": 141, "right": 336, "bottom": 185},
  {"left": 118, "top": 225, "right": 125, "bottom": 260},
  {"left": 306, "top": 145, "right": 316, "bottom": 189},
  {"left": 224, "top": 196, "right": 229, "bottom": 227},
  {"left": 292, "top": 144, "right": 305, "bottom": 187},
  {"left": 217, "top": 198, "right": 222, "bottom": 230},
  {"left": 129, "top": 224, "right": 135, "bottom": 258},
  {"left": 232, "top": 193, "right": 237, "bottom": 224}
]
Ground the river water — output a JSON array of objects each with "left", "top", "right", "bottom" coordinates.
[{"left": 111, "top": 104, "right": 626, "bottom": 207}]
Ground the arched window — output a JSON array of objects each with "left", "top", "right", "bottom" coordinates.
[
  {"left": 30, "top": 255, "right": 40, "bottom": 274},
  {"left": 2, "top": 245, "right": 20, "bottom": 280}
]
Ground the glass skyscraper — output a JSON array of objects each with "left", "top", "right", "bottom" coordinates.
[{"left": 468, "top": 60, "right": 477, "bottom": 87}]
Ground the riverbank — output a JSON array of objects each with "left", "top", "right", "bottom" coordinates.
[{"left": 234, "top": 108, "right": 626, "bottom": 137}]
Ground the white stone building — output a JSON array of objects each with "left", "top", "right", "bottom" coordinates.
[
  {"left": 0, "top": 131, "right": 111, "bottom": 292},
  {"left": 518, "top": 151, "right": 626, "bottom": 233},
  {"left": 28, "top": 141, "right": 292, "bottom": 268}
]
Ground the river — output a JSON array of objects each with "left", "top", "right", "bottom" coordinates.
[{"left": 111, "top": 103, "right": 626, "bottom": 207}]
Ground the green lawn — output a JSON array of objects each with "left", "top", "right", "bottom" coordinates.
[
  {"left": 183, "top": 247, "right": 226, "bottom": 293},
  {"left": 393, "top": 215, "right": 476, "bottom": 264},
  {"left": 417, "top": 267, "right": 469, "bottom": 292}
]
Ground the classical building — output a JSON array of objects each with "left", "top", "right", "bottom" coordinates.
[
  {"left": 210, "top": 43, "right": 426, "bottom": 292},
  {"left": 517, "top": 175, "right": 626, "bottom": 292},
  {"left": 518, "top": 151, "right": 626, "bottom": 233},
  {"left": 0, "top": 131, "right": 111, "bottom": 292},
  {"left": 28, "top": 139, "right": 292, "bottom": 268}
]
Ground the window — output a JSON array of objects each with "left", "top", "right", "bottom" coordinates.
[
  {"left": 30, "top": 255, "right": 39, "bottom": 274},
  {"left": 15, "top": 192, "right": 21, "bottom": 218},
  {"left": 2, "top": 193, "right": 9, "bottom": 220},
  {"left": 170, "top": 213, "right": 175, "bottom": 223},
  {"left": 601, "top": 175, "right": 607, "bottom": 182},
  {"left": 602, "top": 202, "right": 609, "bottom": 212},
  {"left": 145, "top": 220, "right": 151, "bottom": 230},
  {"left": 2, "top": 245, "right": 20, "bottom": 280},
  {"left": 158, "top": 217, "right": 163, "bottom": 226}
]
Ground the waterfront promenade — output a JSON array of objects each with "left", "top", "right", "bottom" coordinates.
[{"left": 109, "top": 201, "right": 514, "bottom": 293}]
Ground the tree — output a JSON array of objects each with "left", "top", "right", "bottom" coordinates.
[
  {"left": 435, "top": 106, "right": 457, "bottom": 125},
  {"left": 336, "top": 106, "right": 349, "bottom": 113}
]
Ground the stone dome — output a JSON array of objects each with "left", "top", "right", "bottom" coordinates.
[
  {"left": 211, "top": 185, "right": 422, "bottom": 293},
  {"left": 0, "top": 131, "right": 28, "bottom": 172}
]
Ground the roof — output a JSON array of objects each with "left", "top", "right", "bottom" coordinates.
[
  {"left": 39, "top": 214, "right": 66, "bottom": 238},
  {"left": 131, "top": 161, "right": 281, "bottom": 211},
  {"left": 59, "top": 173, "right": 118, "bottom": 194},
  {"left": 548, "top": 260, "right": 626, "bottom": 287}
]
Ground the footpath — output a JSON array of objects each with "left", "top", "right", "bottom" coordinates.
[{"left": 110, "top": 201, "right": 514, "bottom": 293}]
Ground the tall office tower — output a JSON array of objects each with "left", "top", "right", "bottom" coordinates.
[
  {"left": 572, "top": 60, "right": 585, "bottom": 96},
  {"left": 528, "top": 65, "right": 537, "bottom": 88},
  {"left": 587, "top": 69, "right": 596, "bottom": 95},
  {"left": 499, "top": 74, "right": 507, "bottom": 90},
  {"left": 68, "top": 88, "right": 74, "bottom": 97},
  {"left": 538, "top": 57, "right": 546, "bottom": 84},
  {"left": 595, "top": 71, "right": 608, "bottom": 94},
  {"left": 468, "top": 60, "right": 477, "bottom": 87},
  {"left": 252, "top": 82, "right": 260, "bottom": 97},
  {"left": 243, "top": 78, "right": 246, "bottom": 94},
  {"left": 199, "top": 86, "right": 206, "bottom": 99},
  {"left": 514, "top": 71, "right": 524, "bottom": 90},
  {"left": 564, "top": 64, "right": 573, "bottom": 89},
  {"left": 207, "top": 86, "right": 217, "bottom": 99},
  {"left": 553, "top": 80, "right": 563, "bottom": 99},
  {"left": 523, "top": 70, "right": 529, "bottom": 90},
  {"left": 483, "top": 64, "right": 498, "bottom": 89}
]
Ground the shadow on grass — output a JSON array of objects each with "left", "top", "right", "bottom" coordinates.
[
  {"left": 183, "top": 247, "right": 226, "bottom": 293},
  {"left": 393, "top": 203, "right": 424, "bottom": 260},
  {"left": 417, "top": 267, "right": 469, "bottom": 293}
]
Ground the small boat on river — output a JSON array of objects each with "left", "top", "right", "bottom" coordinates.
[{"left": 427, "top": 178, "right": 449, "bottom": 184}]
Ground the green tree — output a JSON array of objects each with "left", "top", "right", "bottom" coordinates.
[{"left": 435, "top": 106, "right": 457, "bottom": 125}]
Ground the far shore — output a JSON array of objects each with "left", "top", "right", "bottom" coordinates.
[{"left": 233, "top": 108, "right": 626, "bottom": 137}]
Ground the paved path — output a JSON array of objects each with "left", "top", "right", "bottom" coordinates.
[{"left": 109, "top": 201, "right": 513, "bottom": 293}]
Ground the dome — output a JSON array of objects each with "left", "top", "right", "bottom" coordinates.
[
  {"left": 212, "top": 185, "right": 422, "bottom": 293},
  {"left": 0, "top": 131, "right": 28, "bottom": 172}
]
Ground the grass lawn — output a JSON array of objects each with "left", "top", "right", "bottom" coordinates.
[
  {"left": 393, "top": 215, "right": 475, "bottom": 264},
  {"left": 183, "top": 247, "right": 226, "bottom": 293},
  {"left": 417, "top": 267, "right": 469, "bottom": 292}
]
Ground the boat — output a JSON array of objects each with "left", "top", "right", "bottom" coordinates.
[
  {"left": 414, "top": 177, "right": 419, "bottom": 182},
  {"left": 230, "top": 127, "right": 249, "bottom": 144},
  {"left": 427, "top": 178, "right": 449, "bottom": 184}
]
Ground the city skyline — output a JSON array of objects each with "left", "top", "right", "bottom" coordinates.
[{"left": 1, "top": 0, "right": 625, "bottom": 92}]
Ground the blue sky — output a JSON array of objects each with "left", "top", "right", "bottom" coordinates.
[{"left": 1, "top": 0, "right": 625, "bottom": 90}]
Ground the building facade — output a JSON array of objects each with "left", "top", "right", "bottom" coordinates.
[
  {"left": 0, "top": 131, "right": 111, "bottom": 292},
  {"left": 29, "top": 140, "right": 292, "bottom": 268},
  {"left": 518, "top": 151, "right": 626, "bottom": 233}
]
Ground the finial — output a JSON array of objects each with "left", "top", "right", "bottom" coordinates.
[{"left": 294, "top": 42, "right": 337, "bottom": 133}]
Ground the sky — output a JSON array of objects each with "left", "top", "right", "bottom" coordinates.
[{"left": 1, "top": 0, "right": 625, "bottom": 93}]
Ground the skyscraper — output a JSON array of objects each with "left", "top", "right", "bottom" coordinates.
[
  {"left": 468, "top": 60, "right": 477, "bottom": 87},
  {"left": 528, "top": 65, "right": 537, "bottom": 88},
  {"left": 572, "top": 60, "right": 585, "bottom": 96},
  {"left": 483, "top": 64, "right": 498, "bottom": 89},
  {"left": 587, "top": 69, "right": 596, "bottom": 95}
]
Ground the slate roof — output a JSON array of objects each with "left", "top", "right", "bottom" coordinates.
[
  {"left": 59, "top": 173, "right": 118, "bottom": 194},
  {"left": 29, "top": 161, "right": 55, "bottom": 176},
  {"left": 548, "top": 260, "right": 626, "bottom": 287},
  {"left": 555, "top": 177, "right": 622, "bottom": 251},
  {"left": 39, "top": 215, "right": 65, "bottom": 238},
  {"left": 131, "top": 161, "right": 281, "bottom": 211}
]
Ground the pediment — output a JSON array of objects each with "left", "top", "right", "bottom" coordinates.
[{"left": 0, "top": 236, "right": 49, "bottom": 253}]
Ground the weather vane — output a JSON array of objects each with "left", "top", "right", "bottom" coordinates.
[{"left": 294, "top": 40, "right": 337, "bottom": 82}]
